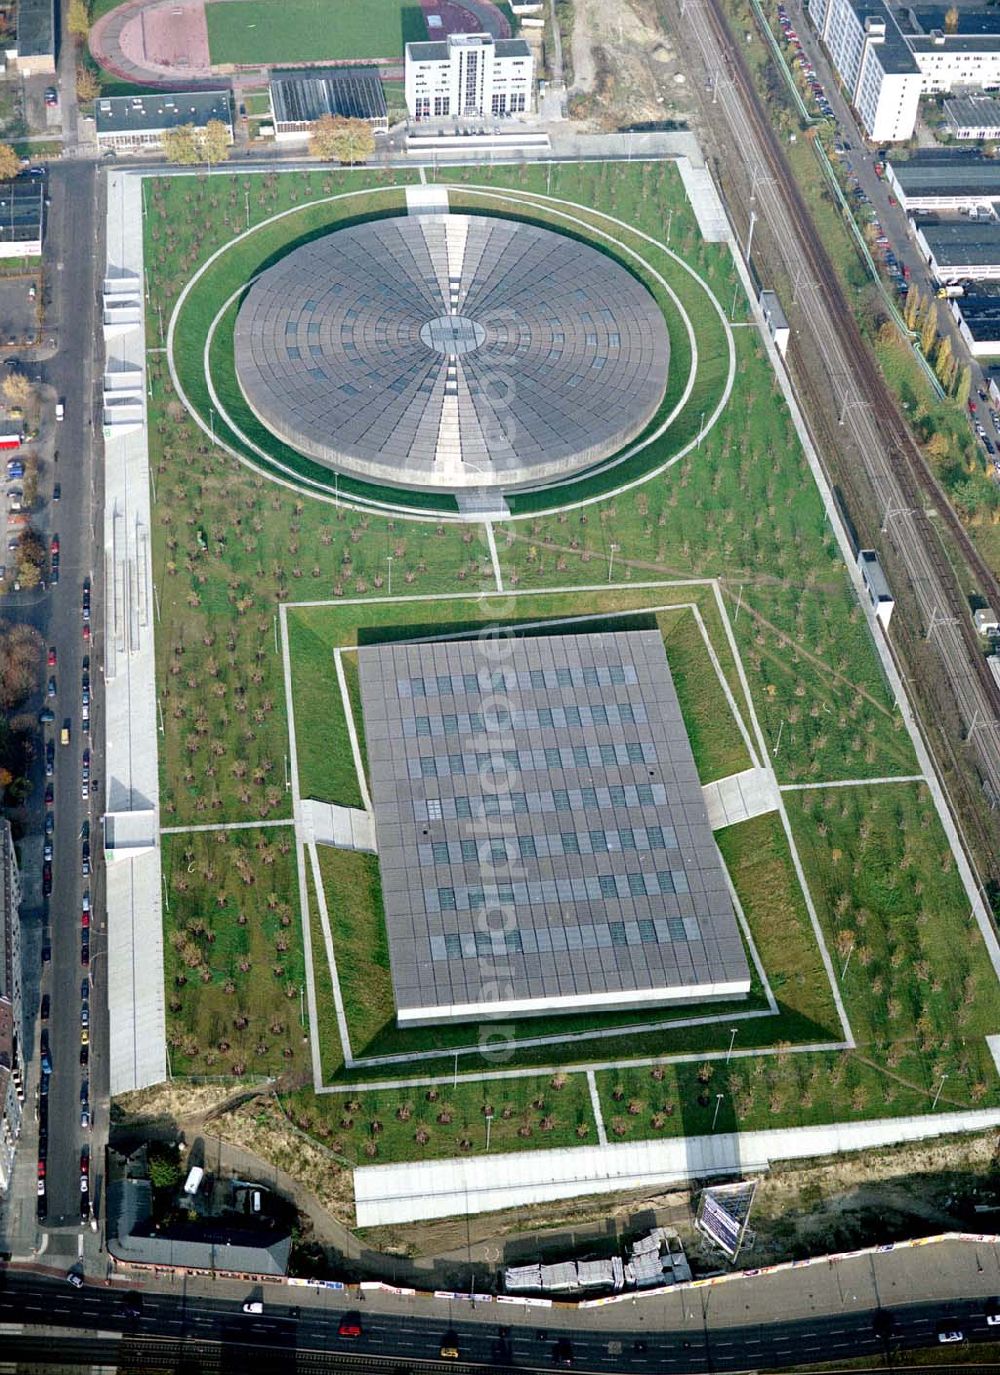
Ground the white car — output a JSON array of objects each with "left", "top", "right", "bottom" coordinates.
[
  {"left": 937, "top": 1329, "right": 964, "bottom": 1344},
  {"left": 986, "top": 1309, "right": 1000, "bottom": 1327},
  {"left": 242, "top": 1302, "right": 263, "bottom": 1315}
]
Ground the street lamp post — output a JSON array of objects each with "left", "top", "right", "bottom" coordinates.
[
  {"left": 386, "top": 555, "right": 393, "bottom": 597},
  {"left": 931, "top": 1073, "right": 949, "bottom": 1110},
  {"left": 485, "top": 1111, "right": 493, "bottom": 1152},
  {"left": 711, "top": 1093, "right": 724, "bottom": 1130},
  {"left": 607, "top": 542, "right": 619, "bottom": 583},
  {"left": 726, "top": 1027, "right": 737, "bottom": 1063}
]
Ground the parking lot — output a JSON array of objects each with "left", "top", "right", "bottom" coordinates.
[{"left": 0, "top": 274, "right": 42, "bottom": 349}]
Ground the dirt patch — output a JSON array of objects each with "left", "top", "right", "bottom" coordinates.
[
  {"left": 120, "top": 0, "right": 211, "bottom": 73},
  {"left": 355, "top": 1130, "right": 1000, "bottom": 1268},
  {"left": 568, "top": 0, "right": 690, "bottom": 128},
  {"left": 111, "top": 1079, "right": 260, "bottom": 1128}
]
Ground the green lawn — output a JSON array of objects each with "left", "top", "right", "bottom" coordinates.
[
  {"left": 161, "top": 829, "right": 309, "bottom": 1078},
  {"left": 280, "top": 1072, "right": 597, "bottom": 1164},
  {"left": 786, "top": 782, "right": 1000, "bottom": 1103},
  {"left": 205, "top": 0, "right": 426, "bottom": 65}
]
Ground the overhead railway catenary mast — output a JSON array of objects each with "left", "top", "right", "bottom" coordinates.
[{"left": 678, "top": 0, "right": 1000, "bottom": 818}]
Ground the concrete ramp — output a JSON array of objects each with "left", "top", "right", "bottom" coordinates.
[
  {"left": 675, "top": 157, "right": 731, "bottom": 243},
  {"left": 702, "top": 767, "right": 778, "bottom": 830},
  {"left": 301, "top": 800, "right": 376, "bottom": 852},
  {"left": 406, "top": 184, "right": 449, "bottom": 215}
]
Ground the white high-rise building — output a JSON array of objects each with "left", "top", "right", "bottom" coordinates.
[
  {"left": 807, "top": 0, "right": 1000, "bottom": 141},
  {"left": 405, "top": 32, "right": 533, "bottom": 120}
]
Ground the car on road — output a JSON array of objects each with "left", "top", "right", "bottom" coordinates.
[
  {"left": 44, "top": 781, "right": 53, "bottom": 805},
  {"left": 937, "top": 1327, "right": 964, "bottom": 1344},
  {"left": 47, "top": 646, "right": 56, "bottom": 666},
  {"left": 82, "top": 750, "right": 90, "bottom": 784},
  {"left": 40, "top": 993, "right": 49, "bottom": 1020},
  {"left": 82, "top": 580, "right": 90, "bottom": 620},
  {"left": 82, "top": 684, "right": 89, "bottom": 706},
  {"left": 82, "top": 888, "right": 90, "bottom": 912},
  {"left": 81, "top": 841, "right": 90, "bottom": 876},
  {"left": 51, "top": 558, "right": 59, "bottom": 586},
  {"left": 553, "top": 1337, "right": 574, "bottom": 1367},
  {"left": 40, "top": 1030, "right": 51, "bottom": 1073},
  {"left": 986, "top": 1304, "right": 1000, "bottom": 1326},
  {"left": 43, "top": 837, "right": 52, "bottom": 861},
  {"left": 242, "top": 1302, "right": 264, "bottom": 1315},
  {"left": 38, "top": 707, "right": 54, "bottom": 725},
  {"left": 46, "top": 675, "right": 56, "bottom": 697},
  {"left": 36, "top": 1195, "right": 47, "bottom": 1221},
  {"left": 42, "top": 861, "right": 51, "bottom": 896},
  {"left": 60, "top": 720, "right": 70, "bottom": 745},
  {"left": 80, "top": 1106, "right": 90, "bottom": 1130},
  {"left": 50, "top": 534, "right": 58, "bottom": 556},
  {"left": 79, "top": 1042, "right": 88, "bottom": 1066},
  {"left": 45, "top": 742, "right": 55, "bottom": 775},
  {"left": 65, "top": 1271, "right": 84, "bottom": 1290},
  {"left": 439, "top": 1332, "right": 460, "bottom": 1360},
  {"left": 44, "top": 87, "right": 58, "bottom": 107},
  {"left": 41, "top": 942, "right": 50, "bottom": 964},
  {"left": 80, "top": 1026, "right": 88, "bottom": 1046},
  {"left": 338, "top": 1315, "right": 362, "bottom": 1339},
  {"left": 121, "top": 1294, "right": 143, "bottom": 1319},
  {"left": 52, "top": 483, "right": 60, "bottom": 501},
  {"left": 44, "top": 812, "right": 53, "bottom": 836},
  {"left": 80, "top": 939, "right": 89, "bottom": 968},
  {"left": 81, "top": 905, "right": 89, "bottom": 929},
  {"left": 80, "top": 1002, "right": 88, "bottom": 1026},
  {"left": 82, "top": 622, "right": 90, "bottom": 642}
]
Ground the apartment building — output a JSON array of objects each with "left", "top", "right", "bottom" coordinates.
[{"left": 404, "top": 32, "right": 533, "bottom": 120}]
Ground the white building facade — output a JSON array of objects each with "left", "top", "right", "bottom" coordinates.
[
  {"left": 405, "top": 33, "right": 533, "bottom": 120},
  {"left": 805, "top": 0, "right": 1000, "bottom": 140}
]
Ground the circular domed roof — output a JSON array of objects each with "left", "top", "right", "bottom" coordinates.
[{"left": 234, "top": 214, "right": 670, "bottom": 493}]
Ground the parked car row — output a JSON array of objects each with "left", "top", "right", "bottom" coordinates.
[{"left": 777, "top": 4, "right": 834, "bottom": 119}]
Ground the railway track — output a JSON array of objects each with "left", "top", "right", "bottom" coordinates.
[{"left": 678, "top": 0, "right": 1000, "bottom": 824}]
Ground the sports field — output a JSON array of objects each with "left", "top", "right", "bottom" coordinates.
[{"left": 205, "top": 0, "right": 426, "bottom": 64}]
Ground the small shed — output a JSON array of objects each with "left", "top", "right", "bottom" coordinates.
[{"left": 974, "top": 606, "right": 1000, "bottom": 635}]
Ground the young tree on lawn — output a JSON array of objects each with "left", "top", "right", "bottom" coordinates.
[
  {"left": 0, "top": 144, "right": 21, "bottom": 181},
  {"left": 67, "top": 0, "right": 90, "bottom": 39},
  {"left": 310, "top": 115, "right": 374, "bottom": 165},
  {"left": 76, "top": 65, "right": 100, "bottom": 102},
  {"left": 162, "top": 125, "right": 201, "bottom": 166}
]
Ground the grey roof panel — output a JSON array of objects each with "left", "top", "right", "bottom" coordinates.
[
  {"left": 235, "top": 215, "right": 670, "bottom": 494},
  {"left": 358, "top": 630, "right": 750, "bottom": 1022}
]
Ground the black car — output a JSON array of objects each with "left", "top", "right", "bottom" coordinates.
[
  {"left": 79, "top": 1043, "right": 89, "bottom": 1067},
  {"left": 45, "top": 741, "right": 54, "bottom": 776},
  {"left": 40, "top": 993, "right": 49, "bottom": 1020},
  {"left": 553, "top": 1338, "right": 574, "bottom": 1367},
  {"left": 42, "top": 862, "right": 51, "bottom": 896},
  {"left": 121, "top": 1293, "right": 143, "bottom": 1320},
  {"left": 44, "top": 812, "right": 53, "bottom": 836},
  {"left": 36, "top": 1195, "right": 47, "bottom": 1223},
  {"left": 81, "top": 841, "right": 90, "bottom": 876},
  {"left": 38, "top": 707, "right": 54, "bottom": 725},
  {"left": 52, "top": 483, "right": 60, "bottom": 501},
  {"left": 41, "top": 942, "right": 51, "bottom": 964},
  {"left": 44, "top": 781, "right": 53, "bottom": 805}
]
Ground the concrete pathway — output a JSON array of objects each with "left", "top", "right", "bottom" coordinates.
[
  {"left": 300, "top": 799, "right": 375, "bottom": 852},
  {"left": 703, "top": 767, "right": 778, "bottom": 829},
  {"left": 160, "top": 818, "right": 293, "bottom": 834}
]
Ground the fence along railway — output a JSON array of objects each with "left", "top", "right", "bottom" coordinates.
[{"left": 676, "top": 0, "right": 1000, "bottom": 856}]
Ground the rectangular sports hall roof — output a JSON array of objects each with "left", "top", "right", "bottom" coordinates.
[{"left": 358, "top": 629, "right": 750, "bottom": 1025}]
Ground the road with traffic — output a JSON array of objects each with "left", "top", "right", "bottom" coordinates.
[
  {"left": 0, "top": 159, "right": 104, "bottom": 1258},
  {"left": 0, "top": 1270, "right": 999, "bottom": 1372}
]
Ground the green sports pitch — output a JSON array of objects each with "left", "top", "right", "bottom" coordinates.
[{"left": 205, "top": 0, "right": 427, "bottom": 65}]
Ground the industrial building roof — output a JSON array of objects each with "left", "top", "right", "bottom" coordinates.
[
  {"left": 0, "top": 181, "right": 43, "bottom": 247},
  {"left": 944, "top": 94, "right": 1000, "bottom": 132},
  {"left": 358, "top": 629, "right": 750, "bottom": 1024},
  {"left": 95, "top": 90, "right": 231, "bottom": 137},
  {"left": 887, "top": 151, "right": 1000, "bottom": 198},
  {"left": 407, "top": 35, "right": 531, "bottom": 60},
  {"left": 954, "top": 290, "right": 1000, "bottom": 342},
  {"left": 16, "top": 0, "right": 54, "bottom": 59},
  {"left": 903, "top": 5, "right": 1000, "bottom": 34},
  {"left": 270, "top": 67, "right": 387, "bottom": 125},
  {"left": 916, "top": 216, "right": 1000, "bottom": 264}
]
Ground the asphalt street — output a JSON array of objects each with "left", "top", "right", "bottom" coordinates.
[
  {"left": 3, "top": 160, "right": 103, "bottom": 1246},
  {"left": 0, "top": 1272, "right": 999, "bottom": 1372}
]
